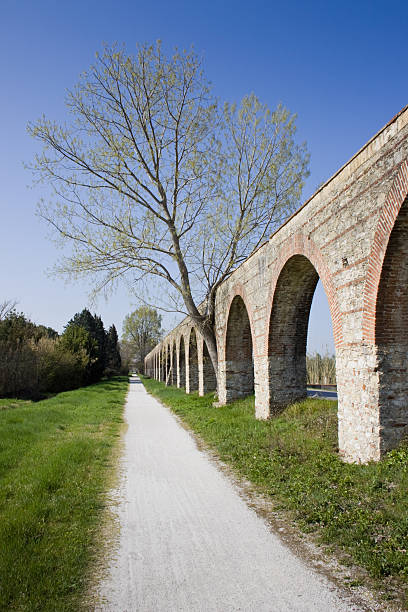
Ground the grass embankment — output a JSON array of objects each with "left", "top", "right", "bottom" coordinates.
[
  {"left": 142, "top": 377, "right": 408, "bottom": 602},
  {"left": 0, "top": 377, "right": 128, "bottom": 611}
]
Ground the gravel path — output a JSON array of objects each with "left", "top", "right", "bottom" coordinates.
[{"left": 96, "top": 377, "right": 362, "bottom": 611}]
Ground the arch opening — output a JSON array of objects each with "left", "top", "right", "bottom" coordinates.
[
  {"left": 375, "top": 194, "right": 408, "bottom": 449},
  {"left": 161, "top": 347, "right": 165, "bottom": 381},
  {"left": 162, "top": 346, "right": 166, "bottom": 382},
  {"left": 306, "top": 280, "right": 336, "bottom": 386},
  {"left": 165, "top": 344, "right": 171, "bottom": 385},
  {"left": 269, "top": 254, "right": 326, "bottom": 411},
  {"left": 225, "top": 295, "right": 254, "bottom": 401},
  {"left": 171, "top": 342, "right": 176, "bottom": 385},
  {"left": 203, "top": 341, "right": 217, "bottom": 393},
  {"left": 178, "top": 336, "right": 186, "bottom": 388},
  {"left": 188, "top": 329, "right": 199, "bottom": 392}
]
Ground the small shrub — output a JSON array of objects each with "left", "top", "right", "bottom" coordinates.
[{"left": 31, "top": 337, "right": 89, "bottom": 392}]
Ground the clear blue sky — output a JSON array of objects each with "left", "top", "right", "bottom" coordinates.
[{"left": 0, "top": 0, "right": 407, "bottom": 351}]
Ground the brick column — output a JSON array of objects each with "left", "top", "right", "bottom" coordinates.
[
  {"left": 197, "top": 335, "right": 205, "bottom": 396},
  {"left": 216, "top": 359, "right": 227, "bottom": 404},
  {"left": 337, "top": 344, "right": 381, "bottom": 463},
  {"left": 254, "top": 355, "right": 269, "bottom": 419}
]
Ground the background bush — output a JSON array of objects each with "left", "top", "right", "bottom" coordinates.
[{"left": 0, "top": 306, "right": 122, "bottom": 398}]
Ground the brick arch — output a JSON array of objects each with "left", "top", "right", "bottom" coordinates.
[
  {"left": 265, "top": 233, "right": 343, "bottom": 355},
  {"left": 177, "top": 332, "right": 187, "bottom": 388},
  {"left": 202, "top": 336, "right": 217, "bottom": 393},
  {"left": 362, "top": 160, "right": 408, "bottom": 343},
  {"left": 224, "top": 291, "right": 255, "bottom": 401},
  {"left": 185, "top": 325, "right": 196, "bottom": 346},
  {"left": 177, "top": 332, "right": 188, "bottom": 355},
  {"left": 222, "top": 283, "right": 256, "bottom": 361}
]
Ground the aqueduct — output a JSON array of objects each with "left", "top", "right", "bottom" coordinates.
[{"left": 145, "top": 106, "right": 408, "bottom": 463}]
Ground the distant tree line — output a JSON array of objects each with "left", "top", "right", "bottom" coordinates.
[
  {"left": 121, "top": 306, "right": 162, "bottom": 373},
  {"left": 306, "top": 351, "right": 336, "bottom": 385},
  {"left": 0, "top": 304, "right": 123, "bottom": 399}
]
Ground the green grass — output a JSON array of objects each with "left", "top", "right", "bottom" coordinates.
[
  {"left": 142, "top": 377, "right": 408, "bottom": 600},
  {"left": 0, "top": 377, "right": 128, "bottom": 611}
]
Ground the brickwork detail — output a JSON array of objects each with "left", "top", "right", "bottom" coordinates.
[{"left": 145, "top": 107, "right": 408, "bottom": 463}]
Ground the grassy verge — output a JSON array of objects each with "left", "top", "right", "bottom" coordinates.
[
  {"left": 0, "top": 377, "right": 128, "bottom": 611},
  {"left": 142, "top": 377, "right": 408, "bottom": 603}
]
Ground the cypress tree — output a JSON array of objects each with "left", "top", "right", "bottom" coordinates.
[
  {"left": 65, "top": 309, "right": 107, "bottom": 382},
  {"left": 105, "top": 324, "right": 121, "bottom": 374}
]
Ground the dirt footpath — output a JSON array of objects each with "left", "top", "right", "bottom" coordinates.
[{"left": 95, "top": 377, "right": 363, "bottom": 611}]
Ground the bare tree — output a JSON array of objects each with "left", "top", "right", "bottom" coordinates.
[
  {"left": 29, "top": 42, "right": 309, "bottom": 384},
  {"left": 0, "top": 299, "right": 18, "bottom": 321}
]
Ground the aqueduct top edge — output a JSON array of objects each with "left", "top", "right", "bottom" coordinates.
[{"left": 146, "top": 105, "right": 408, "bottom": 359}]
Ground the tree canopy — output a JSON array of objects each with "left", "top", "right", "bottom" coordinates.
[
  {"left": 105, "top": 324, "right": 122, "bottom": 373},
  {"left": 122, "top": 306, "right": 162, "bottom": 371},
  {"left": 30, "top": 42, "right": 309, "bottom": 377},
  {"left": 0, "top": 303, "right": 121, "bottom": 397},
  {"left": 64, "top": 309, "right": 107, "bottom": 382},
  {"left": 0, "top": 309, "right": 58, "bottom": 347}
]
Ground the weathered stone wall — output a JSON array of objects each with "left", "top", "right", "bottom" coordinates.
[{"left": 146, "top": 107, "right": 408, "bottom": 463}]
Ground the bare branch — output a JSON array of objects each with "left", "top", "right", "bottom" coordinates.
[{"left": 29, "top": 43, "right": 309, "bottom": 380}]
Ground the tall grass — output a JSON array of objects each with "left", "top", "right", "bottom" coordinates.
[
  {"left": 0, "top": 377, "right": 128, "bottom": 611},
  {"left": 306, "top": 351, "right": 336, "bottom": 384}
]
